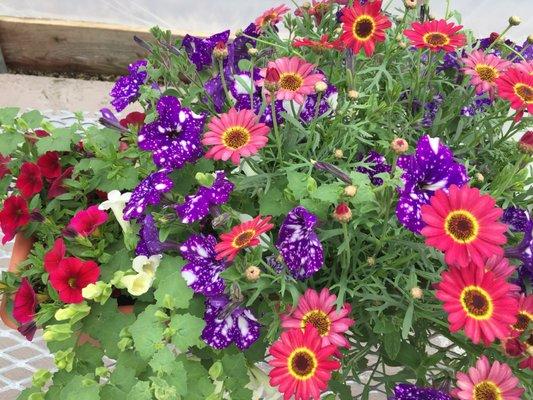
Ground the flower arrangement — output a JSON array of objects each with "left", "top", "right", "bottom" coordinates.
[{"left": 1, "top": 1, "right": 532, "bottom": 399}]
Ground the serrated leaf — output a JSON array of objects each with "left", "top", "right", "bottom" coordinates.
[
  {"left": 286, "top": 171, "right": 308, "bottom": 199},
  {"left": 0, "top": 107, "right": 20, "bottom": 125},
  {"left": 149, "top": 347, "right": 175, "bottom": 375},
  {"left": 259, "top": 186, "right": 293, "bottom": 216},
  {"left": 169, "top": 313, "right": 205, "bottom": 351},
  {"left": 178, "top": 356, "right": 215, "bottom": 400},
  {"left": 21, "top": 110, "right": 43, "bottom": 129},
  {"left": 221, "top": 353, "right": 251, "bottom": 397},
  {"left": 36, "top": 128, "right": 77, "bottom": 154},
  {"left": 59, "top": 375, "right": 100, "bottom": 400},
  {"left": 0, "top": 130, "right": 24, "bottom": 155},
  {"left": 154, "top": 256, "right": 192, "bottom": 310},
  {"left": 127, "top": 381, "right": 152, "bottom": 400},
  {"left": 310, "top": 183, "right": 342, "bottom": 204},
  {"left": 129, "top": 305, "right": 165, "bottom": 360}
]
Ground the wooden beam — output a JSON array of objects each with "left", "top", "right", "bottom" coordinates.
[{"left": 0, "top": 17, "right": 186, "bottom": 75}]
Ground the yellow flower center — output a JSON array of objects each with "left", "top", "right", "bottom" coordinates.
[
  {"left": 513, "top": 311, "right": 532, "bottom": 332},
  {"left": 460, "top": 286, "right": 494, "bottom": 320},
  {"left": 301, "top": 310, "right": 331, "bottom": 336},
  {"left": 444, "top": 210, "right": 479, "bottom": 243},
  {"left": 473, "top": 381, "right": 502, "bottom": 400},
  {"left": 475, "top": 64, "right": 499, "bottom": 82},
  {"left": 279, "top": 73, "right": 303, "bottom": 92},
  {"left": 352, "top": 15, "right": 375, "bottom": 41},
  {"left": 287, "top": 347, "right": 318, "bottom": 380},
  {"left": 221, "top": 126, "right": 251, "bottom": 150},
  {"left": 232, "top": 229, "right": 256, "bottom": 248},
  {"left": 423, "top": 32, "right": 450, "bottom": 47},
  {"left": 514, "top": 83, "right": 533, "bottom": 103}
]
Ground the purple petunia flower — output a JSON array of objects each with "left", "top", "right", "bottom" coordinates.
[
  {"left": 356, "top": 151, "right": 392, "bottom": 186},
  {"left": 180, "top": 234, "right": 228, "bottom": 296},
  {"left": 175, "top": 171, "right": 234, "bottom": 224},
  {"left": 182, "top": 30, "right": 230, "bottom": 71},
  {"left": 123, "top": 170, "right": 173, "bottom": 220},
  {"left": 504, "top": 207, "right": 533, "bottom": 291},
  {"left": 422, "top": 94, "right": 444, "bottom": 128},
  {"left": 136, "top": 214, "right": 180, "bottom": 256},
  {"left": 201, "top": 295, "right": 260, "bottom": 350},
  {"left": 288, "top": 76, "right": 338, "bottom": 124},
  {"left": 396, "top": 135, "right": 468, "bottom": 233},
  {"left": 110, "top": 60, "right": 148, "bottom": 112},
  {"left": 276, "top": 206, "right": 324, "bottom": 280},
  {"left": 138, "top": 96, "right": 206, "bottom": 169},
  {"left": 390, "top": 384, "right": 451, "bottom": 400},
  {"left": 460, "top": 97, "right": 492, "bottom": 117},
  {"left": 266, "top": 255, "right": 285, "bottom": 273},
  {"left": 228, "top": 23, "right": 259, "bottom": 72}
]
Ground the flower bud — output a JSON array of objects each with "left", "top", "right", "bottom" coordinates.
[
  {"left": 334, "top": 149, "right": 344, "bottom": 159},
  {"left": 265, "top": 67, "right": 281, "bottom": 92},
  {"left": 43, "top": 323, "right": 73, "bottom": 342},
  {"left": 54, "top": 349, "right": 75, "bottom": 372},
  {"left": 501, "top": 337, "right": 525, "bottom": 358},
  {"left": 82, "top": 281, "right": 112, "bottom": 304},
  {"left": 347, "top": 90, "right": 359, "bottom": 100},
  {"left": 367, "top": 256, "right": 376, "bottom": 266},
  {"left": 213, "top": 41, "right": 229, "bottom": 59},
  {"left": 528, "top": 34, "right": 533, "bottom": 45},
  {"left": 306, "top": 177, "right": 318, "bottom": 192},
  {"left": 398, "top": 41, "right": 407, "bottom": 49},
  {"left": 301, "top": 1, "right": 311, "bottom": 9},
  {"left": 333, "top": 203, "right": 352, "bottom": 223},
  {"left": 410, "top": 286, "right": 423, "bottom": 299},
  {"left": 509, "top": 16, "right": 521, "bottom": 26},
  {"left": 209, "top": 361, "right": 223, "bottom": 380},
  {"left": 118, "top": 337, "right": 133, "bottom": 351},
  {"left": 30, "top": 210, "right": 45, "bottom": 222},
  {"left": 404, "top": 0, "right": 417, "bottom": 9},
  {"left": 344, "top": 185, "right": 357, "bottom": 197},
  {"left": 32, "top": 369, "right": 52, "bottom": 388},
  {"left": 313, "top": 160, "right": 352, "bottom": 184},
  {"left": 54, "top": 303, "right": 90, "bottom": 324},
  {"left": 95, "top": 366, "right": 109, "bottom": 378},
  {"left": 391, "top": 138, "right": 409, "bottom": 154},
  {"left": 395, "top": 33, "right": 403, "bottom": 42},
  {"left": 334, "top": 27, "right": 343, "bottom": 35},
  {"left": 518, "top": 131, "right": 533, "bottom": 154},
  {"left": 475, "top": 172, "right": 484, "bottom": 182},
  {"left": 314, "top": 81, "right": 328, "bottom": 93},
  {"left": 247, "top": 47, "right": 258, "bottom": 56},
  {"left": 428, "top": 14, "right": 436, "bottom": 21},
  {"left": 245, "top": 266, "right": 261, "bottom": 282}
]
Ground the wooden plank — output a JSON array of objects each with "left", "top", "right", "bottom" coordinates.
[{"left": 0, "top": 17, "right": 186, "bottom": 75}]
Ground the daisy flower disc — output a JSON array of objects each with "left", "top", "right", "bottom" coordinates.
[{"left": 421, "top": 185, "right": 507, "bottom": 268}]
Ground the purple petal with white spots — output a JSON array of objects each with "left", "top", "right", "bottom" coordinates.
[
  {"left": 180, "top": 234, "right": 228, "bottom": 296},
  {"left": 138, "top": 96, "right": 206, "bottom": 169},
  {"left": 110, "top": 60, "right": 148, "bottom": 112},
  {"left": 356, "top": 151, "right": 392, "bottom": 186},
  {"left": 123, "top": 170, "right": 173, "bottom": 221},
  {"left": 201, "top": 295, "right": 260, "bottom": 350},
  {"left": 503, "top": 207, "right": 529, "bottom": 233},
  {"left": 182, "top": 30, "right": 230, "bottom": 71},
  {"left": 175, "top": 171, "right": 234, "bottom": 224},
  {"left": 228, "top": 23, "right": 258, "bottom": 72},
  {"left": 396, "top": 135, "right": 468, "bottom": 233},
  {"left": 391, "top": 384, "right": 451, "bottom": 400},
  {"left": 298, "top": 79, "right": 338, "bottom": 123},
  {"left": 276, "top": 206, "right": 324, "bottom": 280}
]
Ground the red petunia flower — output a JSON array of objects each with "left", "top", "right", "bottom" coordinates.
[
  {"left": 120, "top": 111, "right": 146, "bottom": 129},
  {"left": 44, "top": 238, "right": 66, "bottom": 274},
  {"left": 16, "top": 162, "right": 43, "bottom": 198},
  {"left": 48, "top": 166, "right": 73, "bottom": 200},
  {"left": 0, "top": 154, "right": 11, "bottom": 179},
  {"left": 0, "top": 196, "right": 30, "bottom": 244},
  {"left": 420, "top": 185, "right": 507, "bottom": 268},
  {"left": 293, "top": 34, "right": 344, "bottom": 51},
  {"left": 26, "top": 129, "right": 50, "bottom": 144},
  {"left": 404, "top": 19, "right": 466, "bottom": 52},
  {"left": 269, "top": 325, "right": 340, "bottom": 399},
  {"left": 68, "top": 205, "right": 108, "bottom": 237},
  {"left": 496, "top": 67, "right": 533, "bottom": 115},
  {"left": 49, "top": 257, "right": 100, "bottom": 303},
  {"left": 436, "top": 263, "right": 518, "bottom": 346},
  {"left": 339, "top": 0, "right": 391, "bottom": 57},
  {"left": 215, "top": 216, "right": 274, "bottom": 261},
  {"left": 37, "top": 151, "right": 62, "bottom": 179},
  {"left": 12, "top": 278, "right": 37, "bottom": 324}
]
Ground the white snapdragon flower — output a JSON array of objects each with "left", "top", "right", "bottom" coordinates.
[
  {"left": 132, "top": 255, "right": 162, "bottom": 278},
  {"left": 98, "top": 190, "right": 132, "bottom": 233},
  {"left": 121, "top": 255, "right": 162, "bottom": 296}
]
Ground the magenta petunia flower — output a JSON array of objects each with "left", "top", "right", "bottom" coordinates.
[
  {"left": 49, "top": 257, "right": 100, "bottom": 304},
  {"left": 68, "top": 205, "right": 108, "bottom": 237},
  {"left": 13, "top": 278, "right": 37, "bottom": 325}
]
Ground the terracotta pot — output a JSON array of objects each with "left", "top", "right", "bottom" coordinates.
[{"left": 0, "top": 233, "right": 133, "bottom": 338}]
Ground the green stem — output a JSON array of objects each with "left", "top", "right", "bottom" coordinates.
[
  {"left": 486, "top": 25, "right": 512, "bottom": 51},
  {"left": 270, "top": 99, "right": 283, "bottom": 165},
  {"left": 218, "top": 59, "right": 233, "bottom": 107}
]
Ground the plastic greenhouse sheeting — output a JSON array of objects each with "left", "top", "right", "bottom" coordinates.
[{"left": 0, "top": 0, "right": 531, "bottom": 40}]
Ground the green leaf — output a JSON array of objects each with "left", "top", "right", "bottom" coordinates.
[
  {"left": 85, "top": 127, "right": 120, "bottom": 151},
  {"left": 59, "top": 375, "right": 100, "bottom": 400},
  {"left": 154, "top": 256, "right": 192, "bottom": 310},
  {"left": 401, "top": 302, "right": 414, "bottom": 339},
  {"left": 0, "top": 130, "right": 24, "bottom": 155},
  {"left": 310, "top": 183, "right": 342, "bottom": 204},
  {"left": 286, "top": 171, "right": 308, "bottom": 200},
  {"left": 127, "top": 381, "right": 152, "bottom": 400},
  {"left": 21, "top": 110, "right": 43, "bottom": 129},
  {"left": 162, "top": 360, "right": 187, "bottom": 396},
  {"left": 237, "top": 59, "right": 253, "bottom": 71},
  {"left": 0, "top": 107, "right": 20, "bottom": 125},
  {"left": 129, "top": 305, "right": 165, "bottom": 360},
  {"left": 169, "top": 313, "right": 205, "bottom": 351},
  {"left": 259, "top": 186, "right": 293, "bottom": 216},
  {"left": 383, "top": 331, "right": 401, "bottom": 360},
  {"left": 178, "top": 357, "right": 215, "bottom": 400},
  {"left": 36, "top": 128, "right": 77, "bottom": 154},
  {"left": 99, "top": 248, "right": 131, "bottom": 281},
  {"left": 221, "top": 353, "right": 252, "bottom": 398},
  {"left": 149, "top": 347, "right": 175, "bottom": 375}
]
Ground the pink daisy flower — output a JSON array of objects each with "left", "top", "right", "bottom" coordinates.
[
  {"left": 254, "top": 5, "right": 290, "bottom": 32},
  {"left": 510, "top": 294, "right": 533, "bottom": 337},
  {"left": 515, "top": 60, "right": 533, "bottom": 75},
  {"left": 202, "top": 108, "right": 270, "bottom": 165},
  {"left": 420, "top": 185, "right": 507, "bottom": 268},
  {"left": 281, "top": 287, "right": 354, "bottom": 348},
  {"left": 258, "top": 56, "right": 325, "bottom": 104},
  {"left": 453, "top": 356, "right": 524, "bottom": 400},
  {"left": 462, "top": 50, "right": 511, "bottom": 96}
]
